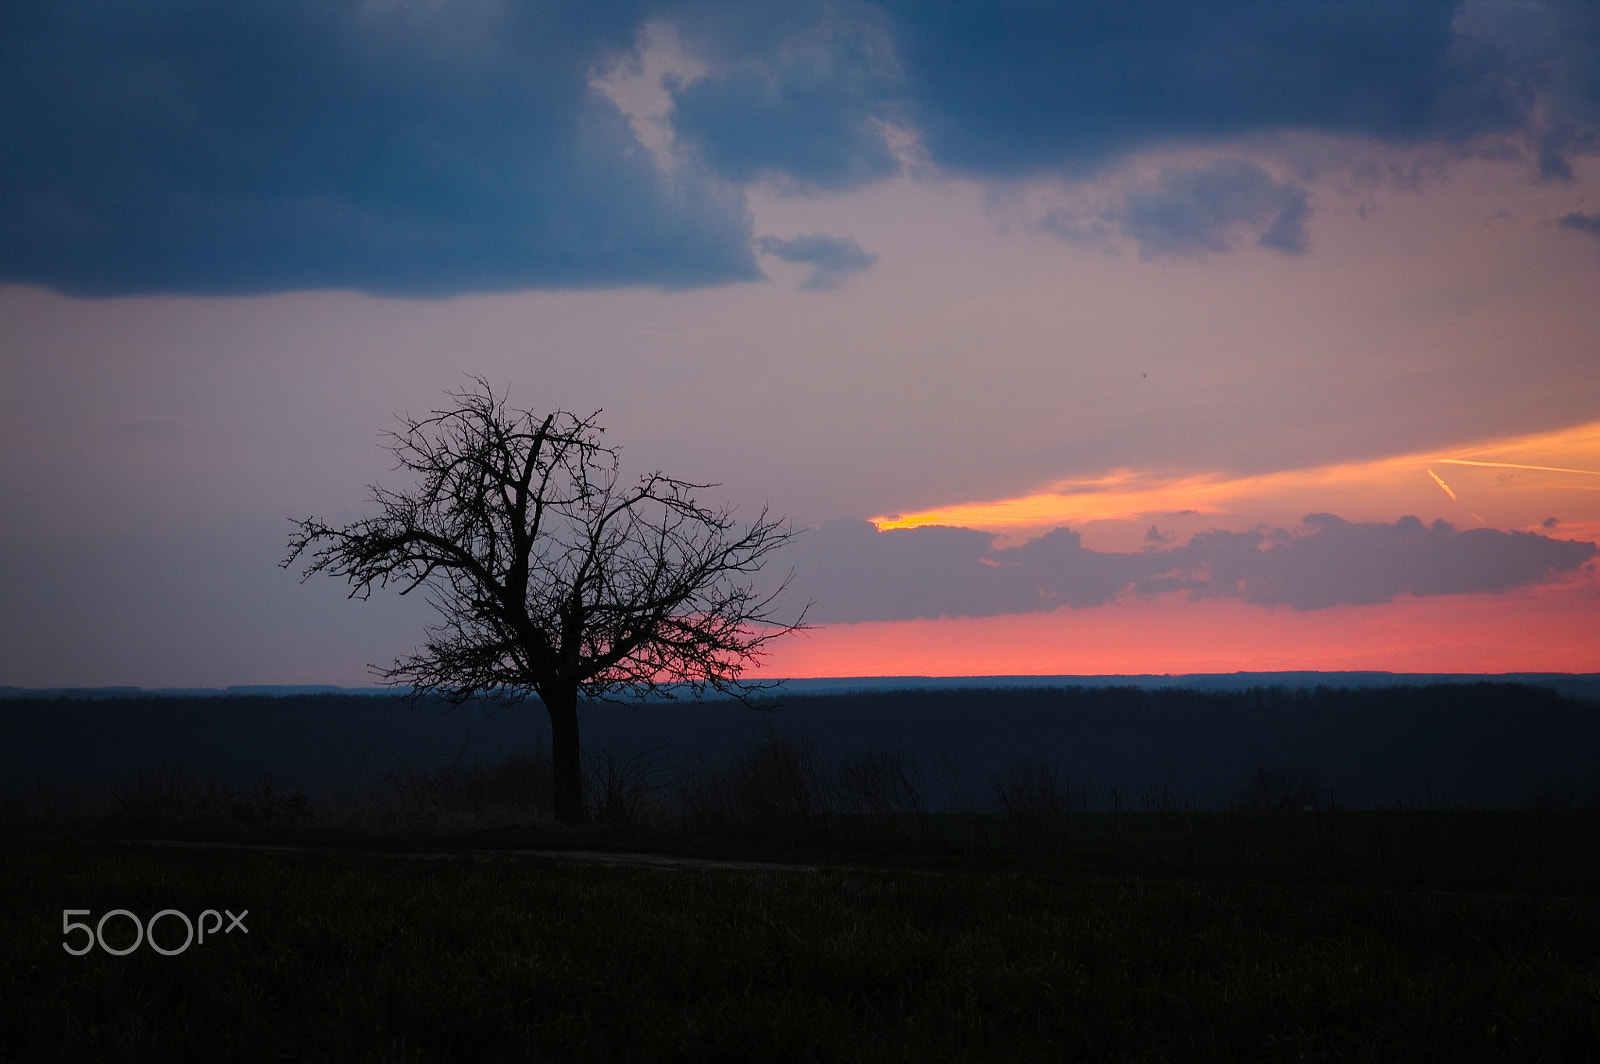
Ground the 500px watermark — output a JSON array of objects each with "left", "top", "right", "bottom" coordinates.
[{"left": 62, "top": 908, "right": 248, "bottom": 956}]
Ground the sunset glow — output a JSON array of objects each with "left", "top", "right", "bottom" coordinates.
[
  {"left": 757, "top": 572, "right": 1600, "bottom": 679},
  {"left": 3, "top": 3, "right": 1598, "bottom": 687}
]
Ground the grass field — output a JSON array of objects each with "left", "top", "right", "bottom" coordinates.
[
  {"left": 7, "top": 692, "right": 1600, "bottom": 1060},
  {"left": 5, "top": 825, "right": 1599, "bottom": 1062}
]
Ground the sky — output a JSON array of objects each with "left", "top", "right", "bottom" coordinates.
[{"left": 2, "top": 0, "right": 1599, "bottom": 688}]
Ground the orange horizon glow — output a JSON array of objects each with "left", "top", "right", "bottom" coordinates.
[
  {"left": 753, "top": 567, "right": 1600, "bottom": 678},
  {"left": 810, "top": 421, "right": 1600, "bottom": 677}
]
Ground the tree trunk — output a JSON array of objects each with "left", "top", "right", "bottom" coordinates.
[{"left": 545, "top": 685, "right": 584, "bottom": 824}]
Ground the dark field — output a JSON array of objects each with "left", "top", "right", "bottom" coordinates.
[
  {"left": 5, "top": 833, "right": 1600, "bottom": 1062},
  {"left": 5, "top": 682, "right": 1600, "bottom": 1059}
]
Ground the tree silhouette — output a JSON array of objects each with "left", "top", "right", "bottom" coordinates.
[{"left": 284, "top": 379, "right": 805, "bottom": 822}]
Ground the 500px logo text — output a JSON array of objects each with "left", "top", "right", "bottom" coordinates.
[{"left": 62, "top": 908, "right": 248, "bottom": 956}]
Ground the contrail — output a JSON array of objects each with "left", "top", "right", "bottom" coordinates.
[
  {"left": 1426, "top": 468, "right": 1458, "bottom": 501},
  {"left": 1440, "top": 459, "right": 1600, "bottom": 476}
]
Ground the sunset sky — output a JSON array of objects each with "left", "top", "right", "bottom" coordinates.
[{"left": 3, "top": 0, "right": 1598, "bottom": 687}]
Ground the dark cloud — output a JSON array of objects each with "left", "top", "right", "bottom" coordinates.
[
  {"left": 7, "top": 1, "right": 1597, "bottom": 296},
  {"left": 672, "top": 1, "right": 1598, "bottom": 189},
  {"left": 885, "top": 0, "right": 1594, "bottom": 177},
  {"left": 755, "top": 233, "right": 877, "bottom": 289},
  {"left": 669, "top": 19, "right": 900, "bottom": 192},
  {"left": 782, "top": 516, "right": 1595, "bottom": 622},
  {"left": 0, "top": 1, "right": 759, "bottom": 297},
  {"left": 777, "top": 521, "right": 1024, "bottom": 622},
  {"left": 781, "top": 522, "right": 1150, "bottom": 621},
  {"left": 1153, "top": 515, "right": 1597, "bottom": 609},
  {"left": 1012, "top": 528, "right": 1154, "bottom": 609},
  {"left": 1559, "top": 211, "right": 1600, "bottom": 237},
  {"left": 1114, "top": 160, "right": 1310, "bottom": 257}
]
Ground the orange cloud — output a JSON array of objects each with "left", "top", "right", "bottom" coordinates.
[{"left": 872, "top": 420, "right": 1600, "bottom": 548}]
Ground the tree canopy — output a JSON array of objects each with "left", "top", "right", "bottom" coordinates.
[{"left": 284, "top": 379, "right": 805, "bottom": 820}]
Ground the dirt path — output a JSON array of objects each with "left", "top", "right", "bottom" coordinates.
[{"left": 112, "top": 838, "right": 1600, "bottom": 901}]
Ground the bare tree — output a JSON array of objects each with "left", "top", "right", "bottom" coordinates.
[{"left": 283, "top": 379, "right": 806, "bottom": 822}]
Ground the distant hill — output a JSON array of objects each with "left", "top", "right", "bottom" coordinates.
[
  {"left": 6, "top": 671, "right": 1598, "bottom": 701},
  {"left": 0, "top": 684, "right": 392, "bottom": 699}
]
